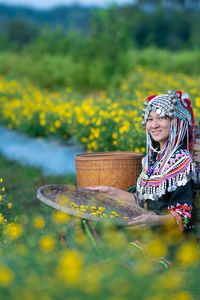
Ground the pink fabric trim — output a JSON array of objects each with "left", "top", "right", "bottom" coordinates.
[{"left": 175, "top": 209, "right": 191, "bottom": 218}]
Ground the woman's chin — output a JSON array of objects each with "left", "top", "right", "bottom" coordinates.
[{"left": 151, "top": 135, "right": 161, "bottom": 142}]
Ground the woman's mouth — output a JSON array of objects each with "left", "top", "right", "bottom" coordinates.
[{"left": 152, "top": 130, "right": 162, "bottom": 136}]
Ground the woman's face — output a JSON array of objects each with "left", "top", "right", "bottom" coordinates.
[{"left": 146, "top": 111, "right": 171, "bottom": 150}]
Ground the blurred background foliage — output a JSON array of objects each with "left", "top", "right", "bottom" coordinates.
[{"left": 1, "top": 0, "right": 200, "bottom": 91}]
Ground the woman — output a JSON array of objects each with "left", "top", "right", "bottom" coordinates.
[{"left": 88, "top": 90, "right": 200, "bottom": 233}]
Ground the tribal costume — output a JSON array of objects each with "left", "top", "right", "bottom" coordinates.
[{"left": 133, "top": 90, "right": 200, "bottom": 232}]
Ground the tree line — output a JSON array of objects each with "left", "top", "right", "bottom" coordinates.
[
  {"left": 1, "top": 0, "right": 200, "bottom": 52},
  {"left": 1, "top": 1, "right": 200, "bottom": 90}
]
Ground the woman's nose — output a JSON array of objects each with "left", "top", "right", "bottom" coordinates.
[{"left": 151, "top": 119, "right": 159, "bottom": 128}]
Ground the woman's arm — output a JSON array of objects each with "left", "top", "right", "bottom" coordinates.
[
  {"left": 127, "top": 213, "right": 176, "bottom": 229},
  {"left": 86, "top": 186, "right": 136, "bottom": 204},
  {"left": 127, "top": 181, "right": 195, "bottom": 231}
]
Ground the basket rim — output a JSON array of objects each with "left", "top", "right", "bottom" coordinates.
[{"left": 75, "top": 151, "right": 144, "bottom": 161}]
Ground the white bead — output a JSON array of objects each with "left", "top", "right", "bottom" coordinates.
[{"left": 156, "top": 108, "right": 161, "bottom": 114}]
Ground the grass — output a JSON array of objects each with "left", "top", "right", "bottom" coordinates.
[{"left": 0, "top": 152, "right": 76, "bottom": 218}]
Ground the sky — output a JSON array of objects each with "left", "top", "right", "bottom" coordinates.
[{"left": 0, "top": 0, "right": 134, "bottom": 9}]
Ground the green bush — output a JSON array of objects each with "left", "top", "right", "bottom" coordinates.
[{"left": 1, "top": 48, "right": 200, "bottom": 91}]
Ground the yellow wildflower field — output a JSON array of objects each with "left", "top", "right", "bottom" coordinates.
[{"left": 0, "top": 67, "right": 199, "bottom": 153}]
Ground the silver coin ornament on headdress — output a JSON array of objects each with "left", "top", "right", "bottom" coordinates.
[{"left": 141, "top": 90, "right": 192, "bottom": 126}]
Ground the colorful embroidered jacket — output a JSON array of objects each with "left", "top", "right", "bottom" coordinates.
[{"left": 135, "top": 145, "right": 200, "bottom": 232}]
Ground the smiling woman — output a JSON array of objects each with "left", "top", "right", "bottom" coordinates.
[
  {"left": 87, "top": 90, "right": 200, "bottom": 234},
  {"left": 146, "top": 111, "right": 171, "bottom": 152}
]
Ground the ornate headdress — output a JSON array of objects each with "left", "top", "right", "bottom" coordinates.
[
  {"left": 141, "top": 90, "right": 196, "bottom": 158},
  {"left": 142, "top": 90, "right": 195, "bottom": 124}
]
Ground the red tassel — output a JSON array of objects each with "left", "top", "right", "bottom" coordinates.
[
  {"left": 184, "top": 98, "right": 195, "bottom": 126},
  {"left": 176, "top": 90, "right": 182, "bottom": 99},
  {"left": 175, "top": 90, "right": 196, "bottom": 150}
]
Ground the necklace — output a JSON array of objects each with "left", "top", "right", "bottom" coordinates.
[{"left": 149, "top": 145, "right": 164, "bottom": 154}]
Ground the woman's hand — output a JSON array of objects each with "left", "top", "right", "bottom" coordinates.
[
  {"left": 86, "top": 186, "right": 136, "bottom": 204},
  {"left": 86, "top": 186, "right": 117, "bottom": 195},
  {"left": 127, "top": 213, "right": 176, "bottom": 230}
]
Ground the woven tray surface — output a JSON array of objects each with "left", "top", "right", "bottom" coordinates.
[{"left": 37, "top": 185, "right": 151, "bottom": 226}]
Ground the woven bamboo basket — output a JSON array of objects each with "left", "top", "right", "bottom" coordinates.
[
  {"left": 193, "top": 128, "right": 200, "bottom": 168},
  {"left": 75, "top": 151, "right": 143, "bottom": 191},
  {"left": 193, "top": 128, "right": 200, "bottom": 230}
]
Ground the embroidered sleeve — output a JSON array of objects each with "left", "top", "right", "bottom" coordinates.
[{"left": 167, "top": 181, "right": 194, "bottom": 232}]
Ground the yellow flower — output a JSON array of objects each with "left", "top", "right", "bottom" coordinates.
[
  {"left": 40, "top": 119, "right": 46, "bottom": 126},
  {"left": 176, "top": 242, "right": 198, "bottom": 265},
  {"left": 0, "top": 264, "right": 14, "bottom": 286},
  {"left": 111, "top": 211, "right": 120, "bottom": 217},
  {"left": 33, "top": 216, "right": 45, "bottom": 229},
  {"left": 6, "top": 223, "right": 23, "bottom": 239},
  {"left": 66, "top": 87, "right": 72, "bottom": 93},
  {"left": 98, "top": 206, "right": 105, "bottom": 212},
  {"left": 49, "top": 126, "right": 55, "bottom": 132},
  {"left": 2, "top": 187, "right": 5, "bottom": 192},
  {"left": 52, "top": 211, "right": 69, "bottom": 224},
  {"left": 157, "top": 271, "right": 183, "bottom": 290},
  {"left": 0, "top": 195, "right": 2, "bottom": 201},
  {"left": 39, "top": 112, "right": 45, "bottom": 119},
  {"left": 8, "top": 203, "right": 12, "bottom": 209},
  {"left": 195, "top": 97, "right": 200, "bottom": 108},
  {"left": 57, "top": 250, "right": 82, "bottom": 284},
  {"left": 0, "top": 178, "right": 3, "bottom": 183},
  {"left": 0, "top": 213, "right": 4, "bottom": 223},
  {"left": 54, "top": 120, "right": 61, "bottom": 128},
  {"left": 91, "top": 212, "right": 98, "bottom": 216},
  {"left": 147, "top": 238, "right": 167, "bottom": 257},
  {"left": 80, "top": 208, "right": 87, "bottom": 212},
  {"left": 39, "top": 235, "right": 55, "bottom": 251},
  {"left": 112, "top": 132, "right": 118, "bottom": 139},
  {"left": 122, "top": 83, "right": 129, "bottom": 90},
  {"left": 90, "top": 206, "right": 96, "bottom": 211},
  {"left": 81, "top": 137, "right": 88, "bottom": 143},
  {"left": 171, "top": 291, "right": 193, "bottom": 300},
  {"left": 189, "top": 88, "right": 197, "bottom": 94}
]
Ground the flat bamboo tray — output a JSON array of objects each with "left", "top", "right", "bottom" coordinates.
[
  {"left": 75, "top": 151, "right": 143, "bottom": 191},
  {"left": 37, "top": 185, "right": 152, "bottom": 226}
]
